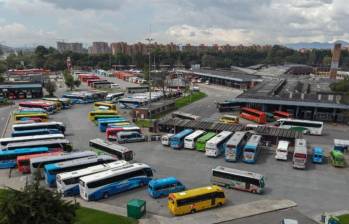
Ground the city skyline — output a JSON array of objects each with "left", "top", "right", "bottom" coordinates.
[{"left": 0, "top": 0, "right": 349, "bottom": 47}]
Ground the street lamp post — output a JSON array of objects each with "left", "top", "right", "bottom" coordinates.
[{"left": 146, "top": 37, "right": 153, "bottom": 119}]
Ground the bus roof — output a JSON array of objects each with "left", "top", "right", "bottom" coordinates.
[
  {"left": 89, "top": 110, "right": 118, "bottom": 115},
  {"left": 334, "top": 139, "right": 349, "bottom": 147},
  {"left": 149, "top": 176, "right": 179, "bottom": 187},
  {"left": 0, "top": 134, "right": 65, "bottom": 145},
  {"left": 106, "top": 126, "right": 140, "bottom": 132},
  {"left": 6, "top": 138, "right": 70, "bottom": 149},
  {"left": 44, "top": 155, "right": 115, "bottom": 170},
  {"left": 12, "top": 128, "right": 60, "bottom": 134},
  {"left": 277, "top": 118, "right": 323, "bottom": 124},
  {"left": 57, "top": 160, "right": 129, "bottom": 180},
  {"left": 241, "top": 107, "right": 265, "bottom": 115},
  {"left": 169, "top": 185, "right": 222, "bottom": 200},
  {"left": 331, "top": 150, "right": 344, "bottom": 158},
  {"left": 294, "top": 139, "right": 307, "bottom": 153},
  {"left": 226, "top": 131, "right": 246, "bottom": 146},
  {"left": 80, "top": 163, "right": 150, "bottom": 183},
  {"left": 12, "top": 121, "right": 63, "bottom": 129},
  {"left": 90, "top": 138, "right": 132, "bottom": 153},
  {"left": 173, "top": 129, "right": 193, "bottom": 139},
  {"left": 197, "top": 132, "right": 216, "bottom": 142},
  {"left": 273, "top": 111, "right": 290, "bottom": 116},
  {"left": 30, "top": 151, "right": 96, "bottom": 165},
  {"left": 98, "top": 118, "right": 128, "bottom": 124},
  {"left": 207, "top": 131, "right": 232, "bottom": 145},
  {"left": 0, "top": 147, "right": 48, "bottom": 156},
  {"left": 17, "top": 151, "right": 62, "bottom": 161},
  {"left": 213, "top": 166, "right": 264, "bottom": 180},
  {"left": 184, "top": 130, "right": 206, "bottom": 140},
  {"left": 312, "top": 147, "right": 323, "bottom": 155}
]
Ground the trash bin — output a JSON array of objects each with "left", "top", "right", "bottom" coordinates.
[{"left": 127, "top": 199, "right": 146, "bottom": 219}]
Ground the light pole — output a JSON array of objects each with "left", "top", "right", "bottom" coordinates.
[{"left": 146, "top": 37, "right": 153, "bottom": 119}]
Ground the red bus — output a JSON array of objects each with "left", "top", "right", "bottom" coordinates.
[
  {"left": 19, "top": 101, "right": 56, "bottom": 114},
  {"left": 17, "top": 151, "right": 63, "bottom": 174},
  {"left": 87, "top": 79, "right": 101, "bottom": 86},
  {"left": 273, "top": 111, "right": 291, "bottom": 120},
  {"left": 240, "top": 107, "right": 267, "bottom": 124},
  {"left": 106, "top": 126, "right": 141, "bottom": 141}
]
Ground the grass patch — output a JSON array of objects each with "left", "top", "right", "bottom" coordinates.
[
  {"left": 135, "top": 119, "right": 153, "bottom": 128},
  {"left": 175, "top": 91, "right": 207, "bottom": 109},
  {"left": 75, "top": 207, "right": 137, "bottom": 224},
  {"left": 338, "top": 214, "right": 349, "bottom": 224}
]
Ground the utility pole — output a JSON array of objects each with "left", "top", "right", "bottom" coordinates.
[{"left": 146, "top": 37, "right": 153, "bottom": 119}]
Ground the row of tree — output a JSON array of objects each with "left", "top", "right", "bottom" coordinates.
[{"left": 1, "top": 45, "right": 349, "bottom": 72}]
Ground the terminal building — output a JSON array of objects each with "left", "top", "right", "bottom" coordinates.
[
  {"left": 0, "top": 82, "right": 43, "bottom": 99},
  {"left": 218, "top": 77, "right": 349, "bottom": 123},
  {"left": 178, "top": 68, "right": 262, "bottom": 89}
]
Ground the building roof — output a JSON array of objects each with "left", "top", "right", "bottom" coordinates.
[
  {"left": 178, "top": 69, "right": 262, "bottom": 82},
  {"left": 0, "top": 83, "right": 42, "bottom": 89}
]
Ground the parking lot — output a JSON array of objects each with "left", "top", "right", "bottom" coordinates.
[{"left": 1, "top": 78, "right": 349, "bottom": 219}]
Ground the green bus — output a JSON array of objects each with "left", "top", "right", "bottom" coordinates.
[
  {"left": 330, "top": 150, "right": 345, "bottom": 167},
  {"left": 195, "top": 132, "right": 216, "bottom": 152}
]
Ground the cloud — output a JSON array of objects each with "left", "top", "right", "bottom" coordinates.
[{"left": 41, "top": 0, "right": 125, "bottom": 11}]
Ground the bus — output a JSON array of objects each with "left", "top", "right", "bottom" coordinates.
[
  {"left": 276, "top": 119, "right": 324, "bottom": 135},
  {"left": 30, "top": 151, "right": 96, "bottom": 178},
  {"left": 217, "top": 100, "right": 242, "bottom": 112},
  {"left": 6, "top": 139, "right": 72, "bottom": 152},
  {"left": 211, "top": 166, "right": 265, "bottom": 194},
  {"left": 184, "top": 130, "right": 206, "bottom": 149},
  {"left": 88, "top": 110, "right": 118, "bottom": 121},
  {"left": 0, "top": 147, "right": 49, "bottom": 169},
  {"left": 17, "top": 151, "right": 63, "bottom": 174},
  {"left": 170, "top": 129, "right": 194, "bottom": 149},
  {"left": 195, "top": 132, "right": 216, "bottom": 152},
  {"left": 106, "top": 92, "right": 124, "bottom": 102},
  {"left": 293, "top": 139, "right": 307, "bottom": 169},
  {"left": 273, "top": 111, "right": 291, "bottom": 120},
  {"left": 56, "top": 160, "right": 129, "bottom": 196},
  {"left": 205, "top": 131, "right": 232, "bottom": 157},
  {"left": 12, "top": 122, "right": 66, "bottom": 134},
  {"left": 106, "top": 126, "right": 141, "bottom": 141},
  {"left": 219, "top": 115, "right": 239, "bottom": 124},
  {"left": 168, "top": 185, "right": 225, "bottom": 216},
  {"left": 116, "top": 131, "right": 145, "bottom": 144},
  {"left": 97, "top": 118, "right": 128, "bottom": 132},
  {"left": 240, "top": 107, "right": 266, "bottom": 124},
  {"left": 14, "top": 113, "right": 49, "bottom": 123},
  {"left": 106, "top": 122, "right": 131, "bottom": 129},
  {"left": 224, "top": 131, "right": 247, "bottom": 162},
  {"left": 62, "top": 93, "right": 91, "bottom": 104},
  {"left": 42, "top": 99, "right": 62, "bottom": 111},
  {"left": 330, "top": 150, "right": 345, "bottom": 167},
  {"left": 44, "top": 155, "right": 116, "bottom": 187},
  {"left": 93, "top": 102, "right": 117, "bottom": 111},
  {"left": 79, "top": 163, "right": 153, "bottom": 201},
  {"left": 148, "top": 177, "right": 185, "bottom": 198},
  {"left": 16, "top": 107, "right": 47, "bottom": 114},
  {"left": 161, "top": 134, "right": 174, "bottom": 146},
  {"left": 42, "top": 98, "right": 72, "bottom": 109},
  {"left": 171, "top": 111, "right": 200, "bottom": 120},
  {"left": 89, "top": 138, "right": 134, "bottom": 161},
  {"left": 11, "top": 128, "right": 62, "bottom": 137},
  {"left": 242, "top": 135, "right": 262, "bottom": 164},
  {"left": 18, "top": 101, "right": 55, "bottom": 114},
  {"left": 118, "top": 97, "right": 148, "bottom": 109},
  {"left": 93, "top": 115, "right": 123, "bottom": 124},
  {"left": 0, "top": 134, "right": 65, "bottom": 147}
]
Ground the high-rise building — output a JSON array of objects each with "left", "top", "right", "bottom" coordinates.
[
  {"left": 110, "top": 42, "right": 129, "bottom": 55},
  {"left": 57, "top": 42, "right": 84, "bottom": 53},
  {"left": 89, "top": 42, "right": 111, "bottom": 54},
  {"left": 330, "top": 43, "right": 341, "bottom": 79}
]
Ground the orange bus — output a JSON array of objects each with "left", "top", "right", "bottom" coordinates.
[
  {"left": 273, "top": 111, "right": 291, "bottom": 120},
  {"left": 17, "top": 151, "right": 63, "bottom": 174},
  {"left": 240, "top": 107, "right": 266, "bottom": 124}
]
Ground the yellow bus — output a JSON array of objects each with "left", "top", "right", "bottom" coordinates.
[
  {"left": 88, "top": 110, "right": 118, "bottom": 121},
  {"left": 42, "top": 98, "right": 65, "bottom": 110},
  {"left": 219, "top": 115, "right": 239, "bottom": 124},
  {"left": 93, "top": 102, "right": 117, "bottom": 111},
  {"left": 14, "top": 113, "right": 49, "bottom": 123},
  {"left": 168, "top": 185, "right": 225, "bottom": 216}
]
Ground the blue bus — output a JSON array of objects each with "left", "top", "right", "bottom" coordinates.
[
  {"left": 44, "top": 155, "right": 115, "bottom": 187},
  {"left": 224, "top": 131, "right": 247, "bottom": 162},
  {"left": 170, "top": 129, "right": 194, "bottom": 149},
  {"left": 62, "top": 94, "right": 93, "bottom": 104},
  {"left": 12, "top": 122, "right": 66, "bottom": 134},
  {"left": 148, "top": 177, "right": 185, "bottom": 198},
  {"left": 11, "top": 128, "right": 62, "bottom": 137},
  {"left": 0, "top": 147, "right": 49, "bottom": 169},
  {"left": 312, "top": 147, "right": 324, "bottom": 164},
  {"left": 242, "top": 135, "right": 262, "bottom": 164},
  {"left": 79, "top": 163, "right": 153, "bottom": 201},
  {"left": 98, "top": 118, "right": 128, "bottom": 132}
]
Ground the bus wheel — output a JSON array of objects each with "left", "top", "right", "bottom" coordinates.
[
  {"left": 190, "top": 209, "right": 196, "bottom": 214},
  {"left": 103, "top": 192, "right": 109, "bottom": 199}
]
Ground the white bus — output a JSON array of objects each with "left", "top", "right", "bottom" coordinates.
[
  {"left": 224, "top": 131, "right": 247, "bottom": 162},
  {"left": 44, "top": 155, "right": 116, "bottom": 187},
  {"left": 6, "top": 138, "right": 72, "bottom": 152},
  {"left": 275, "top": 140, "right": 289, "bottom": 161},
  {"left": 161, "top": 133, "right": 174, "bottom": 146},
  {"left": 56, "top": 160, "right": 129, "bottom": 196},
  {"left": 205, "top": 131, "right": 232, "bottom": 157},
  {"left": 89, "top": 138, "right": 134, "bottom": 161},
  {"left": 211, "top": 166, "right": 265, "bottom": 194},
  {"left": 171, "top": 111, "right": 200, "bottom": 120},
  {"left": 12, "top": 121, "right": 66, "bottom": 134},
  {"left": 184, "top": 130, "right": 206, "bottom": 149},
  {"left": 293, "top": 139, "right": 308, "bottom": 169},
  {"left": 30, "top": 151, "right": 96, "bottom": 178},
  {"left": 0, "top": 134, "right": 65, "bottom": 147},
  {"left": 79, "top": 163, "right": 153, "bottom": 201},
  {"left": 276, "top": 118, "right": 324, "bottom": 135}
]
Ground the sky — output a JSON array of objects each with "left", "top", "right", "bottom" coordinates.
[{"left": 0, "top": 0, "right": 348, "bottom": 47}]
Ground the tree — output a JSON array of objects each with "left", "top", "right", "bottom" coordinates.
[
  {"left": 63, "top": 70, "right": 75, "bottom": 90},
  {"left": 44, "top": 79, "right": 57, "bottom": 96},
  {"left": 74, "top": 79, "right": 81, "bottom": 88},
  {"left": 0, "top": 178, "right": 79, "bottom": 224}
]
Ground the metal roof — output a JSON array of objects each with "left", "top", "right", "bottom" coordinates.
[
  {"left": 177, "top": 69, "right": 261, "bottom": 82},
  {"left": 0, "top": 83, "right": 42, "bottom": 89}
]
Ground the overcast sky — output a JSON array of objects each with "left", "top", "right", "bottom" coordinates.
[{"left": 0, "top": 0, "right": 348, "bottom": 47}]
